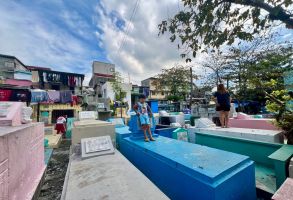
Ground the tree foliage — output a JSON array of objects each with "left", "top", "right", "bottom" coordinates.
[
  {"left": 201, "top": 33, "right": 293, "bottom": 101},
  {"left": 110, "top": 71, "right": 126, "bottom": 101},
  {"left": 265, "top": 80, "right": 293, "bottom": 144},
  {"left": 159, "top": 0, "right": 293, "bottom": 61},
  {"left": 152, "top": 65, "right": 198, "bottom": 101}
]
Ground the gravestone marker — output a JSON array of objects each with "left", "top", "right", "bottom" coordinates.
[
  {"left": 79, "top": 111, "right": 96, "bottom": 121},
  {"left": 108, "top": 118, "right": 125, "bottom": 127},
  {"left": 97, "top": 103, "right": 105, "bottom": 109},
  {"left": 81, "top": 136, "right": 114, "bottom": 159},
  {"left": 194, "top": 118, "right": 216, "bottom": 128},
  {"left": 208, "top": 108, "right": 216, "bottom": 114},
  {"left": 172, "top": 128, "right": 188, "bottom": 142}
]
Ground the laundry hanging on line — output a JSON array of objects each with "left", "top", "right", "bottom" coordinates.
[
  {"left": 38, "top": 71, "right": 83, "bottom": 87},
  {"left": 31, "top": 90, "right": 49, "bottom": 103},
  {"left": 47, "top": 90, "right": 61, "bottom": 103},
  {"left": 60, "top": 91, "right": 72, "bottom": 103}
]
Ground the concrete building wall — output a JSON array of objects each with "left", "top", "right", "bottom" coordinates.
[
  {"left": 142, "top": 78, "right": 168, "bottom": 100},
  {"left": 0, "top": 56, "right": 28, "bottom": 80},
  {"left": 90, "top": 61, "right": 115, "bottom": 96},
  {"left": 92, "top": 61, "right": 115, "bottom": 75},
  {"left": 101, "top": 82, "right": 132, "bottom": 109},
  {"left": 150, "top": 90, "right": 167, "bottom": 100}
]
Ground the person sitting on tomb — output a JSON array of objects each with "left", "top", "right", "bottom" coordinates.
[
  {"left": 55, "top": 115, "right": 67, "bottom": 138},
  {"left": 133, "top": 94, "right": 156, "bottom": 142}
]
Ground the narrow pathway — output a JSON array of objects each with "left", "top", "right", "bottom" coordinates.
[{"left": 38, "top": 140, "right": 71, "bottom": 200}]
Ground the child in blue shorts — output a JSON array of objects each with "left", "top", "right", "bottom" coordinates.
[{"left": 133, "top": 94, "right": 155, "bottom": 142}]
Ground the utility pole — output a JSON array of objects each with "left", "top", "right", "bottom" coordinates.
[
  {"left": 37, "top": 102, "right": 40, "bottom": 122},
  {"left": 190, "top": 67, "right": 193, "bottom": 109},
  {"left": 120, "top": 89, "right": 123, "bottom": 118}
]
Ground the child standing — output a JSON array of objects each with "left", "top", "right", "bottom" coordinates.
[
  {"left": 55, "top": 115, "right": 67, "bottom": 138},
  {"left": 133, "top": 94, "right": 155, "bottom": 142}
]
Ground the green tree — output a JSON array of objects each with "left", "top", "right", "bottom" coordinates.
[
  {"left": 228, "top": 44, "right": 293, "bottom": 101},
  {"left": 159, "top": 0, "right": 293, "bottom": 61},
  {"left": 265, "top": 80, "right": 293, "bottom": 144},
  {"left": 153, "top": 65, "right": 198, "bottom": 101},
  {"left": 110, "top": 71, "right": 126, "bottom": 101}
]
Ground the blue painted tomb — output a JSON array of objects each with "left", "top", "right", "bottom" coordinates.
[{"left": 119, "top": 115, "right": 257, "bottom": 200}]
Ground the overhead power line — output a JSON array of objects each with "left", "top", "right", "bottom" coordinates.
[{"left": 116, "top": 0, "right": 140, "bottom": 55}]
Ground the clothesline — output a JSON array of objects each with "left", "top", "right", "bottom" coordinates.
[
  {"left": 34, "top": 70, "right": 83, "bottom": 87},
  {"left": 0, "top": 88, "right": 80, "bottom": 105}
]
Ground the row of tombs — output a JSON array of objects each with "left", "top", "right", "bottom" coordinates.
[{"left": 1, "top": 101, "right": 293, "bottom": 200}]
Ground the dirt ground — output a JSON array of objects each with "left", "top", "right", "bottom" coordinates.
[{"left": 38, "top": 140, "right": 71, "bottom": 200}]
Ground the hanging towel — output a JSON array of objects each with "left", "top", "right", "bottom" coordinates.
[
  {"left": 43, "top": 72, "right": 48, "bottom": 82},
  {"left": 47, "top": 90, "right": 60, "bottom": 103},
  {"left": 0, "top": 89, "right": 13, "bottom": 101},
  {"left": 10, "top": 90, "right": 31, "bottom": 103},
  {"left": 60, "top": 91, "right": 72, "bottom": 103},
  {"left": 71, "top": 95, "right": 78, "bottom": 106},
  {"left": 31, "top": 90, "right": 49, "bottom": 103},
  {"left": 31, "top": 71, "right": 39, "bottom": 83}
]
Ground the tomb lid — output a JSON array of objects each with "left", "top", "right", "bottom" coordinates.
[
  {"left": 124, "top": 136, "right": 252, "bottom": 185},
  {"left": 74, "top": 120, "right": 110, "bottom": 127},
  {"left": 272, "top": 178, "right": 293, "bottom": 200},
  {"left": 0, "top": 102, "right": 24, "bottom": 126},
  {"left": 194, "top": 127, "right": 282, "bottom": 135},
  {"left": 173, "top": 128, "right": 187, "bottom": 133},
  {"left": 269, "top": 145, "right": 293, "bottom": 162},
  {"left": 195, "top": 118, "right": 216, "bottom": 128},
  {"left": 107, "top": 118, "right": 125, "bottom": 128},
  {"left": 0, "top": 122, "right": 42, "bottom": 137}
]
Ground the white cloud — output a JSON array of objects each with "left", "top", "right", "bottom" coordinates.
[
  {"left": 0, "top": 0, "right": 208, "bottom": 87},
  {"left": 0, "top": 1, "right": 96, "bottom": 85},
  {"left": 95, "top": 0, "right": 203, "bottom": 84}
]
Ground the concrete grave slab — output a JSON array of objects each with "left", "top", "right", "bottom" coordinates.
[
  {"left": 0, "top": 122, "right": 45, "bottom": 200},
  {"left": 229, "top": 112, "right": 279, "bottom": 130},
  {"left": 73, "top": 119, "right": 110, "bottom": 127},
  {"left": 194, "top": 118, "right": 216, "bottom": 128},
  {"left": 188, "top": 127, "right": 283, "bottom": 143},
  {"left": 62, "top": 150, "right": 169, "bottom": 200},
  {"left": 120, "top": 136, "right": 256, "bottom": 200},
  {"left": 0, "top": 102, "right": 23, "bottom": 126},
  {"left": 272, "top": 178, "right": 293, "bottom": 200},
  {"left": 81, "top": 136, "right": 114, "bottom": 159},
  {"left": 44, "top": 134, "right": 62, "bottom": 148},
  {"left": 72, "top": 120, "right": 115, "bottom": 145}
]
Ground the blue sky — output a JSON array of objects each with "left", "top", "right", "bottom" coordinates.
[
  {"left": 0, "top": 0, "right": 108, "bottom": 83},
  {"left": 0, "top": 0, "right": 185, "bottom": 85},
  {"left": 0, "top": 0, "right": 292, "bottom": 85}
]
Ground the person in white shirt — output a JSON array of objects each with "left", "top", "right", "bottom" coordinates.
[{"left": 55, "top": 116, "right": 67, "bottom": 138}]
